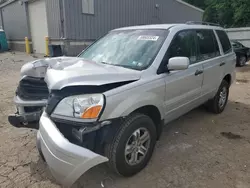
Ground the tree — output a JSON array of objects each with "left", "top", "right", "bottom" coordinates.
[
  {"left": 184, "top": 0, "right": 250, "bottom": 28},
  {"left": 204, "top": 0, "right": 234, "bottom": 27},
  {"left": 183, "top": 0, "right": 206, "bottom": 9},
  {"left": 232, "top": 0, "right": 250, "bottom": 27}
]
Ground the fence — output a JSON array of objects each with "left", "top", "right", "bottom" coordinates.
[{"left": 226, "top": 27, "right": 250, "bottom": 47}]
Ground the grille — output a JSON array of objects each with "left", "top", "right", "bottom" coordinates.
[
  {"left": 24, "top": 106, "right": 43, "bottom": 113},
  {"left": 17, "top": 77, "right": 49, "bottom": 100}
]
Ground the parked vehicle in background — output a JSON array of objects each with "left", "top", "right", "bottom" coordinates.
[
  {"left": 231, "top": 40, "right": 250, "bottom": 67},
  {"left": 10, "top": 23, "right": 235, "bottom": 186}
]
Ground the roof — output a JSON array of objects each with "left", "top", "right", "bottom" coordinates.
[{"left": 114, "top": 23, "right": 223, "bottom": 31}]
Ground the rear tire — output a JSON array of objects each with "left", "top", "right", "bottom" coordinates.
[
  {"left": 205, "top": 80, "right": 229, "bottom": 114},
  {"left": 104, "top": 113, "right": 157, "bottom": 177}
]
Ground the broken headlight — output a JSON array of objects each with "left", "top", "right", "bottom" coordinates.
[{"left": 52, "top": 94, "right": 104, "bottom": 121}]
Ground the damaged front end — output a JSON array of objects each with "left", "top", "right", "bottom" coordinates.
[
  {"left": 9, "top": 56, "right": 140, "bottom": 129},
  {"left": 8, "top": 57, "right": 71, "bottom": 127},
  {"left": 9, "top": 55, "right": 141, "bottom": 185},
  {"left": 9, "top": 77, "right": 48, "bottom": 128},
  {"left": 9, "top": 76, "right": 48, "bottom": 127}
]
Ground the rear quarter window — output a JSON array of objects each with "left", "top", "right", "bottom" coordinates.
[{"left": 216, "top": 30, "right": 232, "bottom": 54}]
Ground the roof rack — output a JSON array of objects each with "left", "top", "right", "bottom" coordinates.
[{"left": 186, "top": 21, "right": 221, "bottom": 27}]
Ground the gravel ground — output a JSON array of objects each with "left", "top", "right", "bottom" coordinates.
[{"left": 0, "top": 52, "right": 250, "bottom": 188}]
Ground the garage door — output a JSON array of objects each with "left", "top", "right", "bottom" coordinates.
[{"left": 28, "top": 0, "right": 48, "bottom": 54}]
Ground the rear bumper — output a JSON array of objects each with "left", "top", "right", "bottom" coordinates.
[{"left": 37, "top": 112, "right": 108, "bottom": 186}]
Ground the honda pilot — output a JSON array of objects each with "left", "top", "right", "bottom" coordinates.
[{"left": 10, "top": 23, "right": 235, "bottom": 186}]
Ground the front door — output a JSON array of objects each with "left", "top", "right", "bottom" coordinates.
[{"left": 162, "top": 30, "right": 203, "bottom": 123}]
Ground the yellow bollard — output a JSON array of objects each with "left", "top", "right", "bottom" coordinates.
[
  {"left": 25, "top": 37, "right": 30, "bottom": 54},
  {"left": 45, "top": 36, "right": 50, "bottom": 57}
]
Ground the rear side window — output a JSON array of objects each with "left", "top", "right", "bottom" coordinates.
[
  {"left": 216, "top": 30, "right": 232, "bottom": 54},
  {"left": 168, "top": 30, "right": 197, "bottom": 64},
  {"left": 196, "top": 29, "right": 220, "bottom": 61}
]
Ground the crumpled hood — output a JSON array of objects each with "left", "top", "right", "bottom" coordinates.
[
  {"left": 39, "top": 57, "right": 141, "bottom": 90},
  {"left": 20, "top": 56, "right": 74, "bottom": 78}
]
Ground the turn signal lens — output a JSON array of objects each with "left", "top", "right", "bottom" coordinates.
[{"left": 81, "top": 105, "right": 102, "bottom": 119}]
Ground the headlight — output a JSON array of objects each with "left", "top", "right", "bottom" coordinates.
[{"left": 52, "top": 94, "right": 104, "bottom": 120}]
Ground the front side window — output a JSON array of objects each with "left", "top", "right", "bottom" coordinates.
[
  {"left": 167, "top": 30, "right": 197, "bottom": 64},
  {"left": 79, "top": 29, "right": 168, "bottom": 70},
  {"left": 216, "top": 30, "right": 232, "bottom": 54},
  {"left": 196, "top": 29, "right": 220, "bottom": 61}
]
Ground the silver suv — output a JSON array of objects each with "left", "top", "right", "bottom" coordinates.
[{"left": 11, "top": 23, "right": 235, "bottom": 186}]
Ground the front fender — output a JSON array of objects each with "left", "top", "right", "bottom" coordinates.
[{"left": 100, "top": 91, "right": 165, "bottom": 121}]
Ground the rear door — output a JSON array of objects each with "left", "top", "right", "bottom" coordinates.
[
  {"left": 195, "top": 29, "right": 224, "bottom": 98},
  {"left": 215, "top": 30, "right": 235, "bottom": 82}
]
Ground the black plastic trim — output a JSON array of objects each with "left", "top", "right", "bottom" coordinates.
[{"left": 52, "top": 116, "right": 124, "bottom": 155}]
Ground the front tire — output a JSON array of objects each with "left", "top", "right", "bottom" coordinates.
[
  {"left": 105, "top": 113, "right": 157, "bottom": 177},
  {"left": 205, "top": 80, "right": 229, "bottom": 114}
]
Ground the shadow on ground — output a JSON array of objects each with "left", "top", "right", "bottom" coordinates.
[{"left": 29, "top": 156, "right": 60, "bottom": 186}]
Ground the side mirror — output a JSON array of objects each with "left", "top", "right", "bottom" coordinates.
[{"left": 167, "top": 57, "right": 190, "bottom": 71}]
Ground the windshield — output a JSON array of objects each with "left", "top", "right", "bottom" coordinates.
[{"left": 78, "top": 29, "right": 168, "bottom": 70}]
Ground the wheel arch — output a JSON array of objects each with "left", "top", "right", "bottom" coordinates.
[
  {"left": 132, "top": 105, "right": 163, "bottom": 140},
  {"left": 223, "top": 74, "right": 232, "bottom": 86}
]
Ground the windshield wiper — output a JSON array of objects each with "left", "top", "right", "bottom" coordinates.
[{"left": 101, "top": 62, "right": 112, "bottom": 65}]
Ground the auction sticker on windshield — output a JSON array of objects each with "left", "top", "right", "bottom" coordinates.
[{"left": 137, "top": 35, "right": 159, "bottom": 41}]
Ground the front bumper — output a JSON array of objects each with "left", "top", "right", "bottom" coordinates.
[
  {"left": 9, "top": 96, "right": 47, "bottom": 126},
  {"left": 36, "top": 112, "right": 108, "bottom": 186}
]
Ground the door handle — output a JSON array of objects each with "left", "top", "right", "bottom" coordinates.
[
  {"left": 220, "top": 62, "right": 225, "bottom": 66},
  {"left": 195, "top": 69, "right": 203, "bottom": 76}
]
